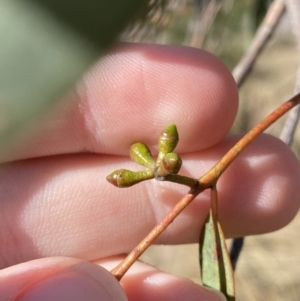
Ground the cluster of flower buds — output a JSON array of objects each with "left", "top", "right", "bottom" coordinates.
[{"left": 106, "top": 124, "right": 184, "bottom": 188}]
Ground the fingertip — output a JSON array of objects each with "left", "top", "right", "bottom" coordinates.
[
  {"left": 124, "top": 273, "right": 226, "bottom": 301},
  {"left": 98, "top": 257, "right": 226, "bottom": 301},
  {"left": 218, "top": 134, "right": 300, "bottom": 236},
  {"left": 1, "top": 258, "right": 127, "bottom": 301},
  {"left": 81, "top": 44, "right": 238, "bottom": 154},
  {"left": 1, "top": 44, "right": 238, "bottom": 162}
]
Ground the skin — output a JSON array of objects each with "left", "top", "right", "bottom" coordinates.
[{"left": 0, "top": 44, "right": 300, "bottom": 301}]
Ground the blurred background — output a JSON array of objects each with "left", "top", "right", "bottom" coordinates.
[{"left": 122, "top": 1, "right": 300, "bottom": 300}]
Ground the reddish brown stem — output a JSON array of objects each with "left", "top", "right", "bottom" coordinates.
[
  {"left": 110, "top": 190, "right": 202, "bottom": 280},
  {"left": 199, "top": 92, "right": 300, "bottom": 187},
  {"left": 110, "top": 92, "right": 300, "bottom": 281},
  {"left": 210, "top": 184, "right": 218, "bottom": 220}
]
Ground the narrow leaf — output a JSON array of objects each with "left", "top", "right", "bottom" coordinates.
[
  {"left": 199, "top": 186, "right": 235, "bottom": 300},
  {"left": 0, "top": 0, "right": 147, "bottom": 153}
]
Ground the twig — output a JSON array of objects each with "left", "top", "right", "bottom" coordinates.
[
  {"left": 111, "top": 92, "right": 300, "bottom": 281},
  {"left": 230, "top": 0, "right": 287, "bottom": 268},
  {"left": 198, "top": 93, "right": 300, "bottom": 185},
  {"left": 279, "top": 82, "right": 300, "bottom": 145},
  {"left": 280, "top": 0, "right": 300, "bottom": 145},
  {"left": 285, "top": 0, "right": 300, "bottom": 47},
  {"left": 111, "top": 191, "right": 201, "bottom": 280},
  {"left": 232, "top": 0, "right": 286, "bottom": 88},
  {"left": 184, "top": 0, "right": 221, "bottom": 48}
]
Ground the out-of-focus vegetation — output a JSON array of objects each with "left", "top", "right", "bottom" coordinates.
[
  {"left": 124, "top": 0, "right": 272, "bottom": 69},
  {"left": 123, "top": 0, "right": 299, "bottom": 155},
  {"left": 0, "top": 0, "right": 148, "bottom": 154}
]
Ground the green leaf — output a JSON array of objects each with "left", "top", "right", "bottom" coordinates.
[
  {"left": 28, "top": 0, "right": 148, "bottom": 49},
  {"left": 199, "top": 186, "right": 235, "bottom": 300},
  {"left": 0, "top": 0, "right": 147, "bottom": 152}
]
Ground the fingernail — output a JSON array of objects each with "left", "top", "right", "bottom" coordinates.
[{"left": 19, "top": 270, "right": 120, "bottom": 301}]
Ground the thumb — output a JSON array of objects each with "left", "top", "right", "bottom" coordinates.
[{"left": 0, "top": 257, "right": 127, "bottom": 301}]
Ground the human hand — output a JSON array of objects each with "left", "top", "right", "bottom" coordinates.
[{"left": 1, "top": 44, "right": 299, "bottom": 301}]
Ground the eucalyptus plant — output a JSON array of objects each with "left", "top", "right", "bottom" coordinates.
[
  {"left": 107, "top": 124, "right": 197, "bottom": 189},
  {"left": 106, "top": 92, "right": 300, "bottom": 300}
]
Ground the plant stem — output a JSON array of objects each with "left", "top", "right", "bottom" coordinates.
[
  {"left": 164, "top": 174, "right": 199, "bottom": 188},
  {"left": 232, "top": 0, "right": 286, "bottom": 88},
  {"left": 110, "top": 189, "right": 202, "bottom": 280},
  {"left": 110, "top": 92, "right": 300, "bottom": 281},
  {"left": 198, "top": 92, "right": 300, "bottom": 186}
]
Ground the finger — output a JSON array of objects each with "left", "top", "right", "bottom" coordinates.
[
  {"left": 0, "top": 134, "right": 299, "bottom": 268},
  {"left": 95, "top": 256, "right": 226, "bottom": 301},
  {"left": 2, "top": 44, "right": 238, "bottom": 162},
  {"left": 0, "top": 257, "right": 127, "bottom": 301}
]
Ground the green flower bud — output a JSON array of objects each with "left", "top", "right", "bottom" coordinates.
[
  {"left": 163, "top": 153, "right": 182, "bottom": 174},
  {"left": 106, "top": 169, "right": 154, "bottom": 187},
  {"left": 157, "top": 124, "right": 179, "bottom": 163},
  {"left": 156, "top": 152, "right": 182, "bottom": 176},
  {"left": 130, "top": 142, "right": 155, "bottom": 168}
]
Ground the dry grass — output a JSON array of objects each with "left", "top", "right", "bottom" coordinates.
[{"left": 141, "top": 29, "right": 300, "bottom": 301}]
